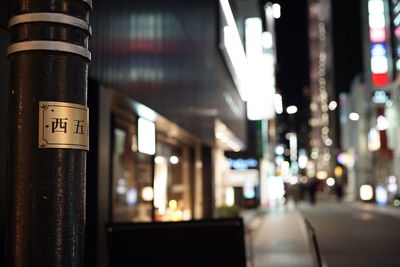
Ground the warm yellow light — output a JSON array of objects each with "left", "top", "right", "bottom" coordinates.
[
  {"left": 154, "top": 156, "right": 165, "bottom": 164},
  {"left": 281, "top": 161, "right": 290, "bottom": 175},
  {"left": 334, "top": 166, "right": 343, "bottom": 177},
  {"left": 171, "top": 210, "right": 183, "bottom": 222},
  {"left": 141, "top": 187, "right": 154, "bottom": 201},
  {"left": 316, "top": 171, "right": 328, "bottom": 180},
  {"left": 360, "top": 185, "right": 374, "bottom": 201},
  {"left": 300, "top": 176, "right": 309, "bottom": 184},
  {"left": 226, "top": 187, "right": 235, "bottom": 206},
  {"left": 169, "top": 200, "right": 178, "bottom": 210}
]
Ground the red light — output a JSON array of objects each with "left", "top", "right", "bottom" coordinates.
[
  {"left": 370, "top": 28, "right": 386, "bottom": 43},
  {"left": 372, "top": 73, "right": 388, "bottom": 86},
  {"left": 396, "top": 26, "right": 400, "bottom": 37}
]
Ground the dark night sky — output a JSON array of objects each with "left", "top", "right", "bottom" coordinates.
[
  {"left": 272, "top": 0, "right": 310, "bottom": 147},
  {"left": 331, "top": 0, "right": 363, "bottom": 95},
  {"left": 268, "top": 0, "right": 363, "bottom": 148},
  {"left": 274, "top": 0, "right": 310, "bottom": 109},
  {"left": 273, "top": 0, "right": 363, "bottom": 106}
]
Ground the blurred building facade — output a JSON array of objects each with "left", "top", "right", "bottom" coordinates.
[
  {"left": 338, "top": 0, "right": 400, "bottom": 203},
  {"left": 86, "top": 0, "right": 250, "bottom": 265},
  {"left": 307, "top": 0, "right": 338, "bottom": 185},
  {"left": 339, "top": 76, "right": 372, "bottom": 200}
]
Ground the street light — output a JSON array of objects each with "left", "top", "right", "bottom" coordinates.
[
  {"left": 286, "top": 105, "right": 298, "bottom": 114},
  {"left": 328, "top": 100, "right": 337, "bottom": 110},
  {"left": 272, "top": 3, "right": 281, "bottom": 19},
  {"left": 274, "top": 93, "right": 283, "bottom": 114},
  {"left": 349, "top": 112, "right": 360, "bottom": 121}
]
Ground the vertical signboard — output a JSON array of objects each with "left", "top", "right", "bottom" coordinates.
[
  {"left": 391, "top": 0, "right": 400, "bottom": 77},
  {"left": 368, "top": 0, "right": 392, "bottom": 86}
]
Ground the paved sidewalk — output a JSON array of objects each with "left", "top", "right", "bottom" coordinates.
[{"left": 242, "top": 204, "right": 314, "bottom": 267}]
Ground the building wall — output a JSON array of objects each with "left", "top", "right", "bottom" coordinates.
[
  {"left": 89, "top": 0, "right": 247, "bottom": 146},
  {"left": 0, "top": 3, "right": 9, "bottom": 265},
  {"left": 308, "top": 0, "right": 336, "bottom": 176},
  {"left": 340, "top": 76, "right": 373, "bottom": 199}
]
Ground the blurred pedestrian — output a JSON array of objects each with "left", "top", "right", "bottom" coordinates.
[
  {"left": 299, "top": 182, "right": 307, "bottom": 201},
  {"left": 308, "top": 178, "right": 318, "bottom": 205},
  {"left": 334, "top": 182, "right": 344, "bottom": 201},
  {"left": 283, "top": 182, "right": 289, "bottom": 205}
]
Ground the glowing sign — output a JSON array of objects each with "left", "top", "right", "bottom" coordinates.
[
  {"left": 371, "top": 56, "right": 388, "bottom": 73},
  {"left": 395, "top": 26, "right": 400, "bottom": 37},
  {"left": 368, "top": 0, "right": 389, "bottom": 87},
  {"left": 243, "top": 181, "right": 256, "bottom": 199},
  {"left": 245, "top": 17, "right": 276, "bottom": 120},
  {"left": 371, "top": 43, "right": 387, "bottom": 56},
  {"left": 220, "top": 0, "right": 248, "bottom": 101},
  {"left": 138, "top": 117, "right": 156, "bottom": 155},
  {"left": 227, "top": 158, "right": 258, "bottom": 170},
  {"left": 369, "top": 13, "right": 385, "bottom": 28},
  {"left": 372, "top": 90, "right": 389, "bottom": 103},
  {"left": 370, "top": 28, "right": 386, "bottom": 42},
  {"left": 368, "top": 0, "right": 385, "bottom": 14},
  {"left": 372, "top": 73, "right": 388, "bottom": 86}
]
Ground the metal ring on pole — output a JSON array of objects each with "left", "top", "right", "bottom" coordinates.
[
  {"left": 9, "top": 13, "right": 92, "bottom": 36},
  {"left": 7, "top": 40, "right": 91, "bottom": 61},
  {"left": 77, "top": 0, "right": 93, "bottom": 9}
]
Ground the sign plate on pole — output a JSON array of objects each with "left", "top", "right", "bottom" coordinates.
[{"left": 38, "top": 101, "right": 89, "bottom": 150}]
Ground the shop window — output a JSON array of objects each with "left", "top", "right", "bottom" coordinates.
[
  {"left": 154, "top": 142, "right": 192, "bottom": 221},
  {"left": 111, "top": 117, "right": 153, "bottom": 222}
]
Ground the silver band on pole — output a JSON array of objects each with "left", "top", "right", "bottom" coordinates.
[
  {"left": 9, "top": 13, "right": 92, "bottom": 35},
  {"left": 7, "top": 41, "right": 91, "bottom": 61}
]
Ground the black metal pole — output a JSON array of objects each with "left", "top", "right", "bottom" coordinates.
[{"left": 7, "top": 0, "right": 91, "bottom": 266}]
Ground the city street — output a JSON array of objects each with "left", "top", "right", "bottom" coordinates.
[
  {"left": 245, "top": 200, "right": 400, "bottom": 267},
  {"left": 301, "top": 201, "right": 400, "bottom": 267}
]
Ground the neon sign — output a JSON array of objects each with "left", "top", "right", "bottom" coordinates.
[
  {"left": 368, "top": 0, "right": 390, "bottom": 86},
  {"left": 227, "top": 158, "right": 258, "bottom": 170}
]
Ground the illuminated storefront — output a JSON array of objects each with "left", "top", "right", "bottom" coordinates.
[
  {"left": 112, "top": 117, "right": 154, "bottom": 222},
  {"left": 225, "top": 157, "right": 260, "bottom": 208},
  {"left": 153, "top": 140, "right": 193, "bottom": 221},
  {"left": 109, "top": 91, "right": 201, "bottom": 223}
]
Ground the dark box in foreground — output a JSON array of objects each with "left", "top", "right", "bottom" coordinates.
[{"left": 107, "top": 218, "right": 247, "bottom": 267}]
